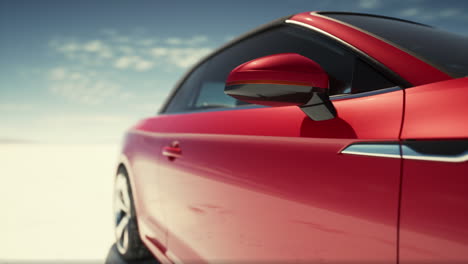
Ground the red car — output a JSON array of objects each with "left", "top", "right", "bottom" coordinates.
[{"left": 113, "top": 11, "right": 468, "bottom": 264}]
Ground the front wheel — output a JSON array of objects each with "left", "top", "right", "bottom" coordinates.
[{"left": 113, "top": 167, "right": 152, "bottom": 260}]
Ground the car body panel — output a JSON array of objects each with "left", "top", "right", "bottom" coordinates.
[
  {"left": 126, "top": 89, "right": 404, "bottom": 263},
  {"left": 399, "top": 77, "right": 468, "bottom": 263},
  {"left": 121, "top": 133, "right": 169, "bottom": 256},
  {"left": 401, "top": 77, "right": 468, "bottom": 140}
]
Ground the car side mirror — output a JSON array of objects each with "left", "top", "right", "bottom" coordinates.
[{"left": 224, "top": 53, "right": 336, "bottom": 121}]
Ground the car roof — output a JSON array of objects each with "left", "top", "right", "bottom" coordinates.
[{"left": 316, "top": 11, "right": 431, "bottom": 28}]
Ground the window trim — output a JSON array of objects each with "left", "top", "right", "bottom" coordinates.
[
  {"left": 159, "top": 86, "right": 402, "bottom": 116},
  {"left": 159, "top": 16, "right": 411, "bottom": 115}
]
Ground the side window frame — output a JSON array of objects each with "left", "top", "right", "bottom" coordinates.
[{"left": 160, "top": 22, "right": 409, "bottom": 115}]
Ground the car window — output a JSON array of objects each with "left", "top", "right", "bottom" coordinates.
[
  {"left": 163, "top": 25, "right": 395, "bottom": 114},
  {"left": 164, "top": 61, "right": 208, "bottom": 113}
]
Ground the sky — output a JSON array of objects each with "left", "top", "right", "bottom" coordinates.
[{"left": 1, "top": 0, "right": 467, "bottom": 144}]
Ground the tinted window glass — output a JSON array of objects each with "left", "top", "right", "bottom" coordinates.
[
  {"left": 325, "top": 13, "right": 468, "bottom": 77},
  {"left": 352, "top": 58, "right": 395, "bottom": 93},
  {"left": 194, "top": 81, "right": 238, "bottom": 108},
  {"left": 202, "top": 25, "right": 356, "bottom": 99},
  {"left": 164, "top": 61, "right": 208, "bottom": 113},
  {"left": 164, "top": 25, "right": 395, "bottom": 114}
]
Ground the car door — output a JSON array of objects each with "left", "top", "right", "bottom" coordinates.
[
  {"left": 141, "top": 25, "right": 404, "bottom": 263},
  {"left": 398, "top": 78, "right": 468, "bottom": 263}
]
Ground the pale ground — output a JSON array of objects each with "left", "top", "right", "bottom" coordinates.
[{"left": 0, "top": 143, "right": 120, "bottom": 262}]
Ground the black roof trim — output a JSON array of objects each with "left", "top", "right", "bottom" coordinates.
[{"left": 317, "top": 11, "right": 432, "bottom": 28}]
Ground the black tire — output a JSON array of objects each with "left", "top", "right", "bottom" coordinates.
[{"left": 114, "top": 166, "right": 153, "bottom": 261}]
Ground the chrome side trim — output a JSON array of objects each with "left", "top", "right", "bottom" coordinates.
[
  {"left": 341, "top": 150, "right": 401, "bottom": 159},
  {"left": 330, "top": 86, "right": 401, "bottom": 101},
  {"left": 341, "top": 142, "right": 468, "bottom": 163},
  {"left": 340, "top": 143, "right": 401, "bottom": 159},
  {"left": 402, "top": 145, "right": 468, "bottom": 163}
]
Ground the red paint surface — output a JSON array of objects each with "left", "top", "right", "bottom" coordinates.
[
  {"left": 124, "top": 89, "right": 404, "bottom": 263},
  {"left": 401, "top": 77, "right": 468, "bottom": 140},
  {"left": 399, "top": 77, "right": 468, "bottom": 263},
  {"left": 226, "top": 53, "right": 329, "bottom": 89},
  {"left": 289, "top": 12, "right": 452, "bottom": 86},
  {"left": 399, "top": 160, "right": 468, "bottom": 263}
]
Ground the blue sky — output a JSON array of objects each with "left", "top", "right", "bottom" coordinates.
[{"left": 1, "top": 0, "right": 467, "bottom": 144}]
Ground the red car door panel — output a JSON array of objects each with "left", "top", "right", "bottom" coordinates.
[
  {"left": 399, "top": 78, "right": 468, "bottom": 263},
  {"left": 122, "top": 133, "right": 168, "bottom": 255},
  {"left": 133, "top": 89, "right": 404, "bottom": 263}
]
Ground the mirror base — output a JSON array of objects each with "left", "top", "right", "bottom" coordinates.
[{"left": 300, "top": 93, "right": 337, "bottom": 121}]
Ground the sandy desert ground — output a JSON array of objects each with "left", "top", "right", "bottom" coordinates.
[{"left": 0, "top": 143, "right": 120, "bottom": 262}]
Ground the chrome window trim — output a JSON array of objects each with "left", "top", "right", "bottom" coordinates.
[
  {"left": 330, "top": 86, "right": 401, "bottom": 101},
  {"left": 158, "top": 85, "right": 402, "bottom": 116}
]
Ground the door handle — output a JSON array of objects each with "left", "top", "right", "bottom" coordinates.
[{"left": 162, "top": 141, "right": 182, "bottom": 160}]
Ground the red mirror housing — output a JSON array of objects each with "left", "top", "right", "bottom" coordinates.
[{"left": 224, "top": 53, "right": 337, "bottom": 121}]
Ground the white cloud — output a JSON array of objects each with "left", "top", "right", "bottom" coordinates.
[
  {"left": 400, "top": 8, "right": 421, "bottom": 17},
  {"left": 150, "top": 47, "right": 212, "bottom": 68},
  {"left": 151, "top": 47, "right": 168, "bottom": 56},
  {"left": 139, "top": 38, "right": 157, "bottom": 46},
  {"left": 48, "top": 68, "right": 130, "bottom": 105},
  {"left": 69, "top": 72, "right": 84, "bottom": 80},
  {"left": 113, "top": 55, "right": 154, "bottom": 71},
  {"left": 83, "top": 40, "right": 104, "bottom": 52},
  {"left": 114, "top": 56, "right": 135, "bottom": 69},
  {"left": 51, "top": 31, "right": 213, "bottom": 71},
  {"left": 83, "top": 40, "right": 113, "bottom": 58},
  {"left": 186, "top": 35, "right": 208, "bottom": 45},
  {"left": 165, "top": 35, "right": 209, "bottom": 46},
  {"left": 134, "top": 59, "right": 154, "bottom": 71},
  {"left": 51, "top": 39, "right": 113, "bottom": 63},
  {"left": 168, "top": 48, "right": 211, "bottom": 68},
  {"left": 359, "top": 0, "right": 381, "bottom": 9},
  {"left": 56, "top": 42, "right": 80, "bottom": 53},
  {"left": 50, "top": 79, "right": 121, "bottom": 105},
  {"left": 166, "top": 37, "right": 183, "bottom": 45},
  {"left": 49, "top": 67, "right": 67, "bottom": 81}
]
